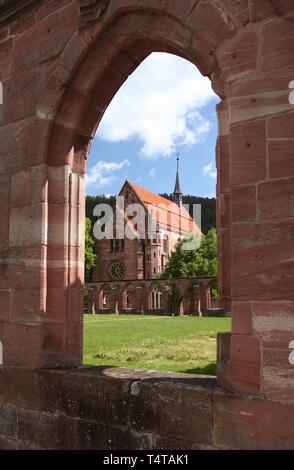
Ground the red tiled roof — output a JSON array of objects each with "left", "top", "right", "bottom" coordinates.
[{"left": 127, "top": 182, "right": 202, "bottom": 235}]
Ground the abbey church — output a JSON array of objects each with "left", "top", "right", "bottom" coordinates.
[{"left": 93, "top": 159, "right": 202, "bottom": 282}]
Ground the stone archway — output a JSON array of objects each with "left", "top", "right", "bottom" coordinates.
[
  {"left": 122, "top": 283, "right": 137, "bottom": 311},
  {"left": 98, "top": 284, "right": 111, "bottom": 310},
  {"left": 0, "top": 0, "right": 293, "bottom": 406}
]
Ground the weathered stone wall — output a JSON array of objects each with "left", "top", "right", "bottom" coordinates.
[
  {"left": 0, "top": 0, "right": 294, "bottom": 449},
  {"left": 1, "top": 366, "right": 294, "bottom": 450},
  {"left": 87, "top": 277, "right": 213, "bottom": 315}
]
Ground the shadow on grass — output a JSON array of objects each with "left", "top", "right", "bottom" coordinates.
[{"left": 180, "top": 362, "right": 217, "bottom": 376}]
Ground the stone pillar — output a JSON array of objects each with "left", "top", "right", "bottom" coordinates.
[
  {"left": 193, "top": 285, "right": 201, "bottom": 316},
  {"left": 217, "top": 17, "right": 294, "bottom": 397},
  {"left": 199, "top": 281, "right": 211, "bottom": 314},
  {"left": 45, "top": 167, "right": 85, "bottom": 367},
  {"left": 216, "top": 100, "right": 231, "bottom": 311}
]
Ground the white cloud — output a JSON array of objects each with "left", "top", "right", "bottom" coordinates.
[
  {"left": 86, "top": 159, "right": 130, "bottom": 188},
  {"left": 203, "top": 162, "right": 217, "bottom": 179},
  {"left": 96, "top": 52, "right": 216, "bottom": 159},
  {"left": 149, "top": 168, "right": 157, "bottom": 179}
]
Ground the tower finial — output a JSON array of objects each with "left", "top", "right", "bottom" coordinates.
[{"left": 173, "top": 153, "right": 183, "bottom": 207}]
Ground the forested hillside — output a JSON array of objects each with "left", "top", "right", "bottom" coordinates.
[{"left": 86, "top": 194, "right": 216, "bottom": 235}]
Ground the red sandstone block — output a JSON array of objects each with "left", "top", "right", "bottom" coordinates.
[
  {"left": 218, "top": 228, "right": 231, "bottom": 299},
  {"left": 261, "top": 18, "right": 294, "bottom": 73},
  {"left": 13, "top": 3, "right": 76, "bottom": 72},
  {"left": 147, "top": 15, "right": 192, "bottom": 53},
  {"left": 17, "top": 407, "right": 63, "bottom": 450},
  {"left": 0, "top": 403, "right": 17, "bottom": 439},
  {"left": 69, "top": 171, "right": 84, "bottom": 206},
  {"left": 11, "top": 288, "right": 45, "bottom": 321},
  {"left": 47, "top": 267, "right": 68, "bottom": 289},
  {"left": 57, "top": 87, "right": 88, "bottom": 130},
  {"left": 232, "top": 302, "right": 252, "bottom": 335},
  {"left": 10, "top": 165, "right": 47, "bottom": 208},
  {"left": 142, "top": 0, "right": 199, "bottom": 22},
  {"left": 252, "top": 301, "right": 294, "bottom": 348},
  {"left": 42, "top": 321, "right": 67, "bottom": 353},
  {"left": 0, "top": 38, "right": 13, "bottom": 55},
  {"left": 258, "top": 178, "right": 294, "bottom": 220},
  {"left": 91, "top": 65, "right": 127, "bottom": 112},
  {"left": 217, "top": 136, "right": 230, "bottom": 192},
  {"left": 2, "top": 322, "right": 43, "bottom": 368},
  {"left": 231, "top": 184, "right": 256, "bottom": 222},
  {"left": 217, "top": 332, "right": 231, "bottom": 367},
  {"left": 232, "top": 221, "right": 294, "bottom": 301},
  {"left": 268, "top": 112, "right": 294, "bottom": 139},
  {"left": 9, "top": 203, "right": 47, "bottom": 248},
  {"left": 229, "top": 91, "right": 291, "bottom": 124},
  {"left": 0, "top": 175, "right": 9, "bottom": 250},
  {"left": 262, "top": 347, "right": 294, "bottom": 401},
  {"left": 231, "top": 335, "right": 261, "bottom": 364},
  {"left": 10, "top": 10, "right": 35, "bottom": 35},
  {"left": 47, "top": 245, "right": 70, "bottom": 263},
  {"left": 0, "top": 290, "right": 12, "bottom": 320},
  {"left": 47, "top": 122, "right": 75, "bottom": 167},
  {"left": 3, "top": 263, "right": 45, "bottom": 291},
  {"left": 106, "top": 10, "right": 147, "bottom": 45},
  {"left": 268, "top": 140, "right": 294, "bottom": 179},
  {"left": 0, "top": 119, "right": 33, "bottom": 173},
  {"left": 47, "top": 203, "right": 70, "bottom": 246},
  {"left": 274, "top": 0, "right": 294, "bottom": 17},
  {"left": 47, "top": 165, "right": 70, "bottom": 205},
  {"left": 230, "top": 120, "right": 266, "bottom": 185},
  {"left": 113, "top": 50, "right": 139, "bottom": 80},
  {"left": 46, "top": 288, "right": 68, "bottom": 320},
  {"left": 187, "top": 0, "right": 237, "bottom": 53},
  {"left": 72, "top": 48, "right": 108, "bottom": 98},
  {"left": 0, "top": 27, "right": 9, "bottom": 42},
  {"left": 217, "top": 30, "right": 257, "bottom": 79},
  {"left": 36, "top": 0, "right": 73, "bottom": 21},
  {"left": 213, "top": 390, "right": 294, "bottom": 449},
  {"left": 249, "top": 0, "right": 276, "bottom": 22},
  {"left": 230, "top": 359, "right": 261, "bottom": 394},
  {"left": 220, "top": 0, "right": 249, "bottom": 25},
  {"left": 71, "top": 151, "right": 87, "bottom": 176},
  {"left": 220, "top": 193, "right": 231, "bottom": 229},
  {"left": 29, "top": 119, "right": 52, "bottom": 167},
  {"left": 3, "top": 66, "right": 50, "bottom": 124}
]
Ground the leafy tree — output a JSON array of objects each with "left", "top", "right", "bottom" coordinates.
[
  {"left": 85, "top": 217, "right": 97, "bottom": 282},
  {"left": 161, "top": 228, "right": 218, "bottom": 296}
]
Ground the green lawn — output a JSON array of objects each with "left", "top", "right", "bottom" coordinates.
[{"left": 83, "top": 314, "right": 231, "bottom": 375}]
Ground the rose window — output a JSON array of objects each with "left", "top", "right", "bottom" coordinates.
[{"left": 109, "top": 261, "right": 125, "bottom": 280}]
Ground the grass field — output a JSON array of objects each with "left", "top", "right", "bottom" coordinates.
[{"left": 83, "top": 314, "right": 231, "bottom": 375}]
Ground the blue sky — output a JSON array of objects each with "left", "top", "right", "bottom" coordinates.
[{"left": 87, "top": 52, "right": 219, "bottom": 198}]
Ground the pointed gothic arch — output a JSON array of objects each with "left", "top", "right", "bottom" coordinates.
[{"left": 0, "top": 0, "right": 293, "bottom": 405}]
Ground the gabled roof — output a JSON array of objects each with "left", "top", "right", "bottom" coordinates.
[{"left": 124, "top": 181, "right": 202, "bottom": 235}]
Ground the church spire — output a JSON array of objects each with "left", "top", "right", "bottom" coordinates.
[{"left": 173, "top": 154, "right": 183, "bottom": 207}]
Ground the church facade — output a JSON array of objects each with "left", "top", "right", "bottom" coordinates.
[
  {"left": 88, "top": 160, "right": 216, "bottom": 315},
  {"left": 92, "top": 160, "right": 201, "bottom": 283}
]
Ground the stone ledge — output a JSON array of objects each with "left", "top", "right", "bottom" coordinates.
[{"left": 0, "top": 366, "right": 294, "bottom": 449}]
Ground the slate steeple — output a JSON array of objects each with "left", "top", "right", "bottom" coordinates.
[{"left": 173, "top": 155, "right": 183, "bottom": 207}]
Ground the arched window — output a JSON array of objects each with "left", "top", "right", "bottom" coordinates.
[{"left": 151, "top": 286, "right": 162, "bottom": 310}]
